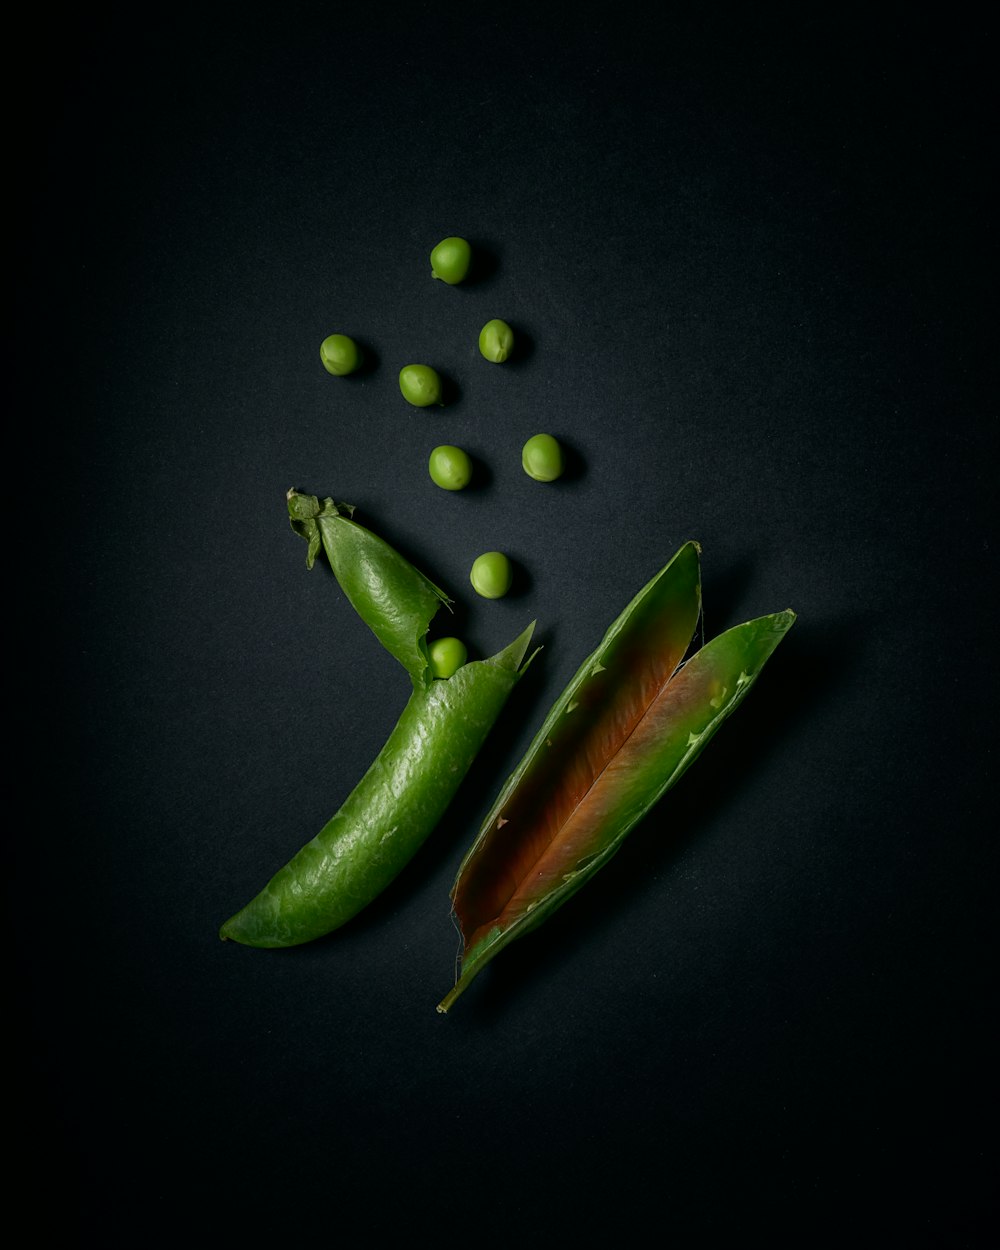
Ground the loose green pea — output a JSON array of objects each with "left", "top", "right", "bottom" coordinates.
[
  {"left": 430, "top": 236, "right": 472, "bottom": 284},
  {"left": 522, "top": 433, "right": 564, "bottom": 482},
  {"left": 478, "top": 319, "right": 514, "bottom": 363},
  {"left": 429, "top": 637, "right": 468, "bottom": 679},
  {"left": 470, "top": 551, "right": 513, "bottom": 599},
  {"left": 428, "top": 445, "right": 472, "bottom": 491},
  {"left": 320, "top": 334, "right": 362, "bottom": 376},
  {"left": 399, "top": 364, "right": 443, "bottom": 407}
]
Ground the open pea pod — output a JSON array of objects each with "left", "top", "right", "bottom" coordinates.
[
  {"left": 220, "top": 492, "right": 536, "bottom": 949},
  {"left": 438, "top": 543, "right": 794, "bottom": 1011}
]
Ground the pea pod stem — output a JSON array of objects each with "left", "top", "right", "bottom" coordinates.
[
  {"left": 220, "top": 493, "right": 537, "bottom": 949},
  {"left": 438, "top": 545, "right": 794, "bottom": 1011}
]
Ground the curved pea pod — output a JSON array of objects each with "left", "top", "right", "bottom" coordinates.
[
  {"left": 219, "top": 493, "right": 537, "bottom": 948},
  {"left": 437, "top": 542, "right": 795, "bottom": 1011}
]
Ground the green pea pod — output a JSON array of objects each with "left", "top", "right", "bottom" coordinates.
[
  {"left": 438, "top": 543, "right": 794, "bottom": 1011},
  {"left": 220, "top": 493, "right": 537, "bottom": 948}
]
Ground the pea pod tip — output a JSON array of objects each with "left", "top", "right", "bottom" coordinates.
[{"left": 436, "top": 982, "right": 465, "bottom": 1014}]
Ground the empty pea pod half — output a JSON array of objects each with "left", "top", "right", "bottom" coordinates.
[
  {"left": 437, "top": 541, "right": 795, "bottom": 1011},
  {"left": 219, "top": 490, "right": 537, "bottom": 949}
]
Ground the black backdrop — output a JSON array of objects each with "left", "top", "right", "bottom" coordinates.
[{"left": 20, "top": 5, "right": 993, "bottom": 1244}]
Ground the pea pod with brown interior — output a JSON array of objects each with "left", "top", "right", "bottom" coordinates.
[
  {"left": 219, "top": 491, "right": 537, "bottom": 949},
  {"left": 438, "top": 542, "right": 794, "bottom": 1011}
]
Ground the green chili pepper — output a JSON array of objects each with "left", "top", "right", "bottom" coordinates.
[
  {"left": 219, "top": 491, "right": 537, "bottom": 949},
  {"left": 437, "top": 543, "right": 794, "bottom": 1010}
]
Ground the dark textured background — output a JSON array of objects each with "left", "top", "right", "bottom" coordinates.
[{"left": 21, "top": 4, "right": 993, "bottom": 1243}]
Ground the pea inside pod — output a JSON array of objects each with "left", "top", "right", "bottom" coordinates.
[{"left": 428, "top": 636, "right": 468, "bottom": 679}]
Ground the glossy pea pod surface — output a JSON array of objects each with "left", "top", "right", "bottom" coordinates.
[
  {"left": 219, "top": 492, "right": 536, "bottom": 949},
  {"left": 439, "top": 542, "right": 795, "bottom": 1010}
]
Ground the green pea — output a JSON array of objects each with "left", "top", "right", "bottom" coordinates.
[
  {"left": 319, "top": 334, "right": 362, "bottom": 376},
  {"left": 478, "top": 319, "right": 514, "bottom": 363},
  {"left": 522, "top": 433, "right": 564, "bottom": 482},
  {"left": 429, "top": 636, "right": 468, "bottom": 679},
  {"left": 399, "top": 364, "right": 443, "bottom": 407},
  {"left": 430, "top": 236, "right": 472, "bottom": 284},
  {"left": 428, "top": 445, "right": 472, "bottom": 491},
  {"left": 470, "top": 551, "right": 513, "bottom": 599}
]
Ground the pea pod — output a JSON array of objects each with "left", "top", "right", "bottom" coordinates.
[
  {"left": 220, "top": 492, "right": 537, "bottom": 949},
  {"left": 438, "top": 543, "right": 794, "bottom": 1010}
]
